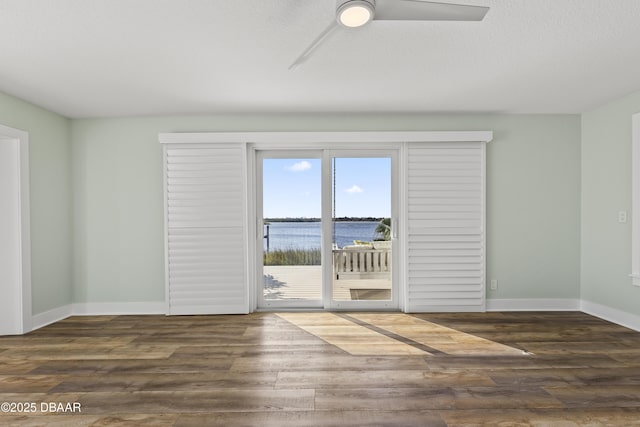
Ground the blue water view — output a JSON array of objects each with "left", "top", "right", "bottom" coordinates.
[{"left": 263, "top": 221, "right": 382, "bottom": 251}]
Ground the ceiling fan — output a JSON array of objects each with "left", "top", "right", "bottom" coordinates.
[{"left": 290, "top": 0, "right": 489, "bottom": 69}]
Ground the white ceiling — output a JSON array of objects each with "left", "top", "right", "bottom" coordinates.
[{"left": 1, "top": 0, "right": 640, "bottom": 118}]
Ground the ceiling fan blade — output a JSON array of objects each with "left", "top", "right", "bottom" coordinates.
[
  {"left": 289, "top": 21, "right": 339, "bottom": 70},
  {"left": 374, "top": 0, "right": 489, "bottom": 21}
]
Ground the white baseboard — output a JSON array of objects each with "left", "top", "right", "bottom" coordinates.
[
  {"left": 30, "top": 299, "right": 640, "bottom": 333},
  {"left": 486, "top": 298, "right": 581, "bottom": 312},
  {"left": 71, "top": 301, "right": 165, "bottom": 315},
  {"left": 31, "top": 301, "right": 165, "bottom": 331},
  {"left": 31, "top": 304, "right": 73, "bottom": 330},
  {"left": 581, "top": 300, "right": 640, "bottom": 332}
]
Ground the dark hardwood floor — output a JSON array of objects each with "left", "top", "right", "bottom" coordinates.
[{"left": 1, "top": 311, "right": 640, "bottom": 426}]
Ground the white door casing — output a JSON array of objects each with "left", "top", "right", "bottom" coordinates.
[{"left": 0, "top": 124, "right": 31, "bottom": 335}]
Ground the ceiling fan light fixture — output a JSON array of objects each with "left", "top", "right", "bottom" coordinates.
[{"left": 337, "top": 0, "right": 375, "bottom": 28}]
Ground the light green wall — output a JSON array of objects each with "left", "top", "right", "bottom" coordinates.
[
  {"left": 581, "top": 90, "right": 640, "bottom": 315},
  {"left": 71, "top": 114, "right": 582, "bottom": 304},
  {"left": 8, "top": 82, "right": 640, "bottom": 315},
  {"left": 0, "top": 91, "right": 72, "bottom": 314}
]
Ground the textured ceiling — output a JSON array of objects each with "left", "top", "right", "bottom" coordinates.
[{"left": 1, "top": 0, "right": 639, "bottom": 118}]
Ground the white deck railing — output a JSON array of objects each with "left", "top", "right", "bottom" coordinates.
[{"left": 333, "top": 248, "right": 391, "bottom": 280}]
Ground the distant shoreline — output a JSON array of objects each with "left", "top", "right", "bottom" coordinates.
[{"left": 264, "top": 217, "right": 385, "bottom": 223}]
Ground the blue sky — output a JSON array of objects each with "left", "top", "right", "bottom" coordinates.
[{"left": 263, "top": 157, "right": 391, "bottom": 218}]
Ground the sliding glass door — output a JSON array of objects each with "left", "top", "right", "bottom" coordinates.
[
  {"left": 257, "top": 152, "right": 323, "bottom": 308},
  {"left": 257, "top": 149, "right": 398, "bottom": 310},
  {"left": 324, "top": 151, "right": 398, "bottom": 310}
]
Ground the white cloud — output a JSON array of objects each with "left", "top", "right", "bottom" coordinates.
[
  {"left": 345, "top": 185, "right": 364, "bottom": 194},
  {"left": 286, "top": 160, "right": 312, "bottom": 172}
]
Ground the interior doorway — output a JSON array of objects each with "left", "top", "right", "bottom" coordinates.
[{"left": 0, "top": 124, "right": 31, "bottom": 335}]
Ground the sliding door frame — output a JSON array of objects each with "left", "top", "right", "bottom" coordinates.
[
  {"left": 323, "top": 149, "right": 400, "bottom": 311},
  {"left": 249, "top": 142, "right": 404, "bottom": 312},
  {"left": 256, "top": 150, "right": 324, "bottom": 309}
]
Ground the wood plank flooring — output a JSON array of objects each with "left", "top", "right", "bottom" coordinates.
[{"left": 1, "top": 312, "right": 640, "bottom": 426}]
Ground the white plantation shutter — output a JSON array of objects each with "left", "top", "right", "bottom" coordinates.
[
  {"left": 164, "top": 145, "right": 248, "bottom": 315},
  {"left": 160, "top": 131, "right": 492, "bottom": 315},
  {"left": 406, "top": 142, "right": 486, "bottom": 312}
]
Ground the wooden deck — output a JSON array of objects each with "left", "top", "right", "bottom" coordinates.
[{"left": 263, "top": 265, "right": 391, "bottom": 301}]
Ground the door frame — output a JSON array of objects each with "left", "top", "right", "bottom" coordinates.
[
  {"left": 251, "top": 144, "right": 402, "bottom": 311},
  {"left": 323, "top": 149, "right": 400, "bottom": 311},
  {"left": 0, "top": 124, "right": 32, "bottom": 335},
  {"left": 256, "top": 150, "right": 324, "bottom": 309}
]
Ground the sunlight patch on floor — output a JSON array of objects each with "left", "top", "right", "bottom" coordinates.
[
  {"left": 277, "top": 312, "right": 524, "bottom": 357},
  {"left": 276, "top": 313, "right": 430, "bottom": 356},
  {"left": 349, "top": 313, "right": 524, "bottom": 356}
]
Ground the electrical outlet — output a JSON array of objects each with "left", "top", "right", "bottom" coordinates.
[
  {"left": 490, "top": 279, "right": 498, "bottom": 290},
  {"left": 618, "top": 211, "right": 628, "bottom": 223}
]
